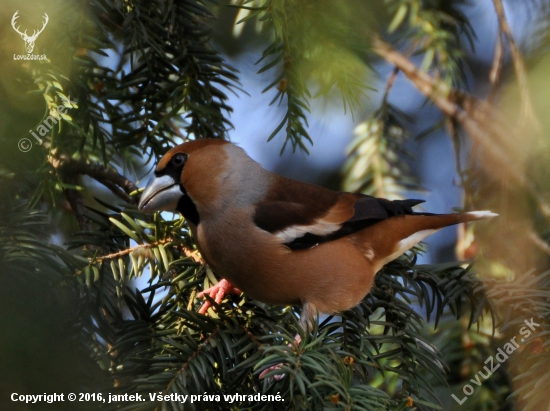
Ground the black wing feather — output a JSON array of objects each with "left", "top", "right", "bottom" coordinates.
[{"left": 284, "top": 197, "right": 425, "bottom": 250}]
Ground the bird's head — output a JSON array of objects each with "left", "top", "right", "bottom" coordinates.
[{"left": 138, "top": 138, "right": 231, "bottom": 224}]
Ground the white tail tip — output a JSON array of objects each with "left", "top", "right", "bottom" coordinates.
[{"left": 466, "top": 210, "right": 499, "bottom": 219}]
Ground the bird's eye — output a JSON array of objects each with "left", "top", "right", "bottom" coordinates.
[{"left": 171, "top": 153, "right": 187, "bottom": 167}]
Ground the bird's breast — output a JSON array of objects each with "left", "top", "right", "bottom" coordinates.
[{"left": 194, "top": 213, "right": 376, "bottom": 314}]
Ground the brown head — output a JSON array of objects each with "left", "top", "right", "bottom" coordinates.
[
  {"left": 138, "top": 139, "right": 231, "bottom": 224},
  {"left": 138, "top": 138, "right": 271, "bottom": 223}
]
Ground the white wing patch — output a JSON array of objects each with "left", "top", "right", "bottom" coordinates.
[{"left": 274, "top": 219, "right": 342, "bottom": 243}]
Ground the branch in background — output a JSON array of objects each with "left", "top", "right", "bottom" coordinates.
[
  {"left": 90, "top": 239, "right": 172, "bottom": 263},
  {"left": 373, "top": 35, "right": 550, "bottom": 282},
  {"left": 49, "top": 151, "right": 139, "bottom": 204},
  {"left": 62, "top": 173, "right": 88, "bottom": 230},
  {"left": 373, "top": 33, "right": 550, "bottom": 300},
  {"left": 529, "top": 231, "right": 550, "bottom": 257},
  {"left": 383, "top": 66, "right": 400, "bottom": 101},
  {"left": 446, "top": 118, "right": 466, "bottom": 190},
  {"left": 372, "top": 37, "right": 530, "bottom": 189},
  {"left": 489, "top": 14, "right": 504, "bottom": 96},
  {"left": 372, "top": 37, "right": 550, "bottom": 222},
  {"left": 48, "top": 151, "right": 139, "bottom": 229},
  {"left": 89, "top": 239, "right": 203, "bottom": 265},
  {"left": 491, "top": 0, "right": 536, "bottom": 124},
  {"left": 83, "top": 163, "right": 139, "bottom": 203}
]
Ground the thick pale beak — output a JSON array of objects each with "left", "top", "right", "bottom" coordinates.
[{"left": 138, "top": 175, "right": 183, "bottom": 212}]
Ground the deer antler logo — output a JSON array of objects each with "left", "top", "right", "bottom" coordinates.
[{"left": 11, "top": 11, "right": 49, "bottom": 54}]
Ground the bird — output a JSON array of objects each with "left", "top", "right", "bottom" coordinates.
[{"left": 138, "top": 138, "right": 497, "bottom": 333}]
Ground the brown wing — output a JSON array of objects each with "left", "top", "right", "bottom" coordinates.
[{"left": 253, "top": 175, "right": 424, "bottom": 249}]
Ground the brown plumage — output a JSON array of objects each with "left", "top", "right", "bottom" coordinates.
[{"left": 138, "top": 138, "right": 497, "bottom": 327}]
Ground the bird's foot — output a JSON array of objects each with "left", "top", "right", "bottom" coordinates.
[
  {"left": 258, "top": 334, "right": 302, "bottom": 380},
  {"left": 197, "top": 279, "right": 242, "bottom": 315}
]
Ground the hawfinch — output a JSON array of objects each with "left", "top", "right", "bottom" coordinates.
[{"left": 138, "top": 138, "right": 496, "bottom": 328}]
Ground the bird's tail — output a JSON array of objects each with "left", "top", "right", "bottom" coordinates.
[
  {"left": 453, "top": 210, "right": 499, "bottom": 223},
  {"left": 417, "top": 210, "right": 499, "bottom": 225},
  {"left": 354, "top": 210, "right": 498, "bottom": 269}
]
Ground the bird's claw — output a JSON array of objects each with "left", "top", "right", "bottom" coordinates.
[{"left": 197, "top": 279, "right": 242, "bottom": 315}]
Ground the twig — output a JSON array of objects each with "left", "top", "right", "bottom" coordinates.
[
  {"left": 383, "top": 66, "right": 400, "bottom": 102},
  {"left": 239, "top": 324, "right": 262, "bottom": 348},
  {"left": 180, "top": 245, "right": 203, "bottom": 263},
  {"left": 491, "top": 0, "right": 536, "bottom": 124},
  {"left": 63, "top": 173, "right": 89, "bottom": 230},
  {"left": 372, "top": 37, "right": 525, "bottom": 186},
  {"left": 488, "top": 26, "right": 504, "bottom": 97},
  {"left": 446, "top": 118, "right": 466, "bottom": 189},
  {"left": 90, "top": 239, "right": 174, "bottom": 263},
  {"left": 164, "top": 324, "right": 222, "bottom": 396},
  {"left": 529, "top": 232, "right": 550, "bottom": 257},
  {"left": 49, "top": 151, "right": 139, "bottom": 204},
  {"left": 169, "top": 119, "right": 187, "bottom": 139},
  {"left": 372, "top": 37, "right": 550, "bottom": 219}
]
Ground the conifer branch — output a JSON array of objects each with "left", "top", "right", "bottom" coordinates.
[
  {"left": 492, "top": 0, "right": 535, "bottom": 123},
  {"left": 372, "top": 37, "right": 528, "bottom": 188},
  {"left": 48, "top": 152, "right": 138, "bottom": 204}
]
